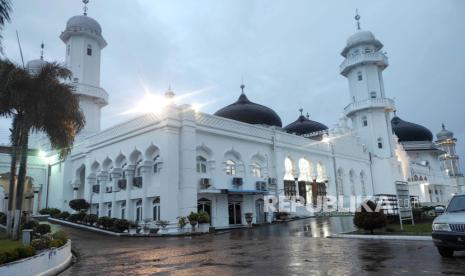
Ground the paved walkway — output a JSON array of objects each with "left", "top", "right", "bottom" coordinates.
[{"left": 60, "top": 217, "right": 465, "bottom": 275}]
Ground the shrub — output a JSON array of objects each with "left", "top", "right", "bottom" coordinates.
[
  {"left": 31, "top": 236, "right": 51, "bottom": 251},
  {"left": 353, "top": 200, "right": 387, "bottom": 234},
  {"left": 68, "top": 212, "right": 86, "bottom": 223},
  {"left": 155, "top": 220, "right": 169, "bottom": 229},
  {"left": 198, "top": 211, "right": 210, "bottom": 224},
  {"left": 57, "top": 211, "right": 71, "bottom": 220},
  {"left": 0, "top": 250, "right": 19, "bottom": 264},
  {"left": 113, "top": 219, "right": 130, "bottom": 232},
  {"left": 16, "top": 246, "right": 36, "bottom": 259},
  {"left": 39, "top": 208, "right": 61, "bottom": 217},
  {"left": 35, "top": 224, "right": 52, "bottom": 236},
  {"left": 178, "top": 216, "right": 188, "bottom": 229},
  {"left": 69, "top": 199, "right": 90, "bottom": 212},
  {"left": 52, "top": 230, "right": 69, "bottom": 243},
  {"left": 49, "top": 239, "right": 65, "bottom": 248},
  {"left": 187, "top": 212, "right": 199, "bottom": 224},
  {"left": 83, "top": 214, "right": 98, "bottom": 225},
  {"left": 97, "top": 216, "right": 113, "bottom": 229},
  {"left": 21, "top": 220, "right": 39, "bottom": 230}
]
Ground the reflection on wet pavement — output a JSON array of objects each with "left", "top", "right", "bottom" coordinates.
[{"left": 60, "top": 216, "right": 465, "bottom": 275}]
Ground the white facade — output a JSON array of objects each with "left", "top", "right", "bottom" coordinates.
[{"left": 1, "top": 11, "right": 463, "bottom": 228}]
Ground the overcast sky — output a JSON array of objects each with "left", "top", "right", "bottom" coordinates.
[{"left": 1, "top": 0, "right": 465, "bottom": 170}]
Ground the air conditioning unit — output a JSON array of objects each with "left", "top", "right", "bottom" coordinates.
[
  {"left": 133, "top": 176, "right": 143, "bottom": 188},
  {"left": 200, "top": 178, "right": 211, "bottom": 189},
  {"left": 92, "top": 185, "right": 100, "bottom": 194},
  {"left": 105, "top": 186, "right": 112, "bottom": 193},
  {"left": 256, "top": 181, "right": 267, "bottom": 191},
  {"left": 232, "top": 177, "right": 243, "bottom": 186},
  {"left": 117, "top": 179, "right": 127, "bottom": 190}
]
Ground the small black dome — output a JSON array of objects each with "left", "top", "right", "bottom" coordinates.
[
  {"left": 214, "top": 91, "right": 282, "bottom": 127},
  {"left": 284, "top": 113, "right": 328, "bottom": 139},
  {"left": 391, "top": 116, "right": 433, "bottom": 142}
]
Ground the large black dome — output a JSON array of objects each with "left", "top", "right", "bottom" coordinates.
[
  {"left": 214, "top": 89, "right": 282, "bottom": 127},
  {"left": 284, "top": 112, "right": 328, "bottom": 139},
  {"left": 391, "top": 116, "right": 433, "bottom": 142}
]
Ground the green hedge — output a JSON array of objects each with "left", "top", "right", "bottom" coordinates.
[
  {"left": 38, "top": 208, "right": 61, "bottom": 218},
  {"left": 0, "top": 246, "right": 36, "bottom": 265}
]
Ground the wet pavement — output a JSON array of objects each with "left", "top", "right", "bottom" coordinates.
[{"left": 60, "top": 217, "right": 465, "bottom": 275}]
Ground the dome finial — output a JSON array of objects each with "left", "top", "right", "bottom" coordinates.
[
  {"left": 83, "top": 0, "right": 89, "bottom": 16},
  {"left": 240, "top": 83, "right": 245, "bottom": 94},
  {"left": 299, "top": 108, "right": 303, "bottom": 116},
  {"left": 355, "top": 9, "right": 361, "bottom": 30},
  {"left": 40, "top": 42, "right": 44, "bottom": 60},
  {"left": 165, "top": 84, "right": 175, "bottom": 99},
  {"left": 442, "top": 123, "right": 446, "bottom": 130},
  {"left": 306, "top": 112, "right": 310, "bottom": 119}
]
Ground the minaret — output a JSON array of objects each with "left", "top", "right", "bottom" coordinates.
[
  {"left": 436, "top": 124, "right": 463, "bottom": 177},
  {"left": 60, "top": 0, "right": 108, "bottom": 136},
  {"left": 340, "top": 11, "right": 395, "bottom": 158}
]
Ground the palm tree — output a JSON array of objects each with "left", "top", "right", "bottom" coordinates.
[
  {"left": 0, "top": 0, "right": 12, "bottom": 53},
  {"left": 0, "top": 59, "right": 85, "bottom": 239}
]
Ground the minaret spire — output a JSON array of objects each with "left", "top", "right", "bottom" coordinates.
[
  {"left": 83, "top": 0, "right": 89, "bottom": 16},
  {"left": 355, "top": 9, "right": 361, "bottom": 30},
  {"left": 40, "top": 42, "right": 44, "bottom": 60}
]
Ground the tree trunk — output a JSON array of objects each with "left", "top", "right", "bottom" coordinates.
[
  {"left": 6, "top": 117, "right": 21, "bottom": 238},
  {"left": 11, "top": 124, "right": 30, "bottom": 240}
]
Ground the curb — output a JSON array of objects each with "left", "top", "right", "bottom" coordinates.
[{"left": 329, "top": 233, "right": 432, "bottom": 241}]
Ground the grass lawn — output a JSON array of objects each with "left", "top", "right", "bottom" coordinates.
[
  {"left": 0, "top": 232, "right": 22, "bottom": 253},
  {"left": 351, "top": 220, "right": 433, "bottom": 236}
]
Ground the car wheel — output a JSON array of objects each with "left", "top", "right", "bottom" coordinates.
[{"left": 437, "top": 247, "right": 454, "bottom": 258}]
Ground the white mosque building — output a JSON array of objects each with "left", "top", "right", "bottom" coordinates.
[{"left": 1, "top": 6, "right": 464, "bottom": 229}]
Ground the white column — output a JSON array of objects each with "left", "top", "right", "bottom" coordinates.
[
  {"left": 124, "top": 165, "right": 135, "bottom": 221},
  {"left": 71, "top": 180, "right": 81, "bottom": 200},
  {"left": 110, "top": 168, "right": 122, "bottom": 218},
  {"left": 141, "top": 161, "right": 153, "bottom": 221},
  {"left": 97, "top": 172, "right": 109, "bottom": 217},
  {"left": 32, "top": 186, "right": 41, "bottom": 215}
]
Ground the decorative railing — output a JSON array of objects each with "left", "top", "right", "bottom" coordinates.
[
  {"left": 340, "top": 52, "right": 388, "bottom": 76},
  {"left": 344, "top": 98, "right": 395, "bottom": 115}
]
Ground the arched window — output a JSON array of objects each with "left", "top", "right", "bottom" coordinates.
[
  {"left": 298, "top": 159, "right": 312, "bottom": 181},
  {"left": 251, "top": 163, "right": 262, "bottom": 178},
  {"left": 135, "top": 160, "right": 143, "bottom": 177},
  {"left": 284, "top": 157, "right": 294, "bottom": 180},
  {"left": 360, "top": 171, "right": 367, "bottom": 196},
  {"left": 337, "top": 168, "right": 344, "bottom": 196},
  {"left": 225, "top": 160, "right": 236, "bottom": 176},
  {"left": 153, "top": 155, "right": 160, "bottom": 174},
  {"left": 121, "top": 201, "right": 126, "bottom": 219},
  {"left": 377, "top": 138, "right": 383, "bottom": 149},
  {"left": 370, "top": 91, "right": 377, "bottom": 99},
  {"left": 357, "top": 71, "right": 363, "bottom": 81},
  {"left": 152, "top": 197, "right": 160, "bottom": 221},
  {"left": 365, "top": 47, "right": 371, "bottom": 53},
  {"left": 362, "top": 116, "right": 368, "bottom": 127},
  {"left": 349, "top": 170, "right": 356, "bottom": 196},
  {"left": 196, "top": 156, "right": 207, "bottom": 173},
  {"left": 122, "top": 163, "right": 127, "bottom": 178},
  {"left": 136, "top": 199, "right": 143, "bottom": 222}
]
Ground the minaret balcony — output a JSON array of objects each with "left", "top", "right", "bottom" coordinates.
[
  {"left": 340, "top": 52, "right": 388, "bottom": 76},
  {"left": 73, "top": 82, "right": 109, "bottom": 106},
  {"left": 344, "top": 98, "right": 395, "bottom": 116}
]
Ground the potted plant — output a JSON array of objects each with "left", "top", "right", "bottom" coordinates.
[
  {"left": 156, "top": 220, "right": 170, "bottom": 233},
  {"left": 197, "top": 211, "right": 210, "bottom": 232},
  {"left": 177, "top": 216, "right": 188, "bottom": 233},
  {"left": 187, "top": 212, "right": 199, "bottom": 232},
  {"left": 143, "top": 219, "right": 151, "bottom": 234},
  {"left": 128, "top": 221, "right": 138, "bottom": 235},
  {"left": 245, "top": 213, "right": 253, "bottom": 226}
]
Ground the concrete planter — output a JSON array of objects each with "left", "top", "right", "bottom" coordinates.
[
  {"left": 0, "top": 240, "right": 72, "bottom": 276},
  {"left": 198, "top": 223, "right": 210, "bottom": 233}
]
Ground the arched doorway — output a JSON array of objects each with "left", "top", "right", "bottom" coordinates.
[{"left": 197, "top": 197, "right": 212, "bottom": 221}]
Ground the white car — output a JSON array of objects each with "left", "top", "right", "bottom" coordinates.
[{"left": 432, "top": 192, "right": 465, "bottom": 257}]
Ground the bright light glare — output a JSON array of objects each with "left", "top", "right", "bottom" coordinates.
[
  {"left": 191, "top": 103, "right": 201, "bottom": 112},
  {"left": 322, "top": 137, "right": 331, "bottom": 144},
  {"left": 38, "top": 150, "right": 46, "bottom": 157},
  {"left": 122, "top": 93, "right": 174, "bottom": 115}
]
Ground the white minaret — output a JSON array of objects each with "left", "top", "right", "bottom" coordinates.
[
  {"left": 60, "top": 0, "right": 108, "bottom": 136},
  {"left": 340, "top": 11, "right": 395, "bottom": 158}
]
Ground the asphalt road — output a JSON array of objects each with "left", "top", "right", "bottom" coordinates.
[{"left": 59, "top": 217, "right": 465, "bottom": 275}]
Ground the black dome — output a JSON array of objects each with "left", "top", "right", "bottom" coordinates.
[
  {"left": 391, "top": 116, "right": 433, "bottom": 142},
  {"left": 284, "top": 113, "right": 328, "bottom": 139},
  {"left": 214, "top": 92, "right": 282, "bottom": 127}
]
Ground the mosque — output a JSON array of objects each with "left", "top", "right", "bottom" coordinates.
[{"left": 1, "top": 3, "right": 463, "bottom": 229}]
